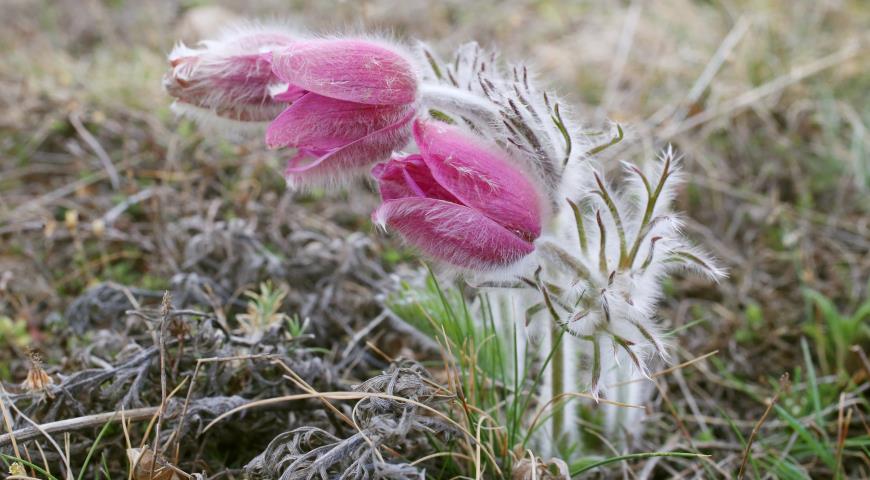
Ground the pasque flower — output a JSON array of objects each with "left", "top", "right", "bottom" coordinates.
[
  {"left": 265, "top": 39, "right": 418, "bottom": 186},
  {"left": 373, "top": 120, "right": 544, "bottom": 270}
]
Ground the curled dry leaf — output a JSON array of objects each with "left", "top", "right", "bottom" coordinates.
[
  {"left": 127, "top": 448, "right": 189, "bottom": 480},
  {"left": 511, "top": 457, "right": 570, "bottom": 480}
]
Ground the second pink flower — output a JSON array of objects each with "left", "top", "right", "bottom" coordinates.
[{"left": 373, "top": 120, "right": 544, "bottom": 270}]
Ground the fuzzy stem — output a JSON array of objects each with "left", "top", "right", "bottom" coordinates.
[
  {"left": 551, "top": 324, "right": 565, "bottom": 450},
  {"left": 418, "top": 83, "right": 501, "bottom": 126}
]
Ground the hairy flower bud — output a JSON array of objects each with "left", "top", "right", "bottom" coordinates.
[
  {"left": 164, "top": 29, "right": 295, "bottom": 121},
  {"left": 266, "top": 39, "right": 418, "bottom": 187},
  {"left": 373, "top": 120, "right": 543, "bottom": 270}
]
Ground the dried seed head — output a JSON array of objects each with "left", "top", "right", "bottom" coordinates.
[{"left": 22, "top": 352, "right": 54, "bottom": 395}]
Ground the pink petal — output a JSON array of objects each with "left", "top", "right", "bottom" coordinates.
[
  {"left": 374, "top": 197, "right": 535, "bottom": 269},
  {"left": 371, "top": 155, "right": 461, "bottom": 203},
  {"left": 265, "top": 93, "right": 411, "bottom": 150},
  {"left": 274, "top": 103, "right": 415, "bottom": 187},
  {"left": 413, "top": 120, "right": 542, "bottom": 241},
  {"left": 271, "top": 39, "right": 417, "bottom": 105}
]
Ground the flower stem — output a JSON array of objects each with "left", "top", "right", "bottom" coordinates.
[
  {"left": 551, "top": 323, "right": 565, "bottom": 451},
  {"left": 418, "top": 83, "right": 501, "bottom": 125}
]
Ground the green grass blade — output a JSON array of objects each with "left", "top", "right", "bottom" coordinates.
[
  {"left": 77, "top": 418, "right": 114, "bottom": 480},
  {"left": 800, "top": 337, "right": 823, "bottom": 426},
  {"left": 772, "top": 404, "right": 836, "bottom": 469},
  {"left": 570, "top": 451, "right": 707, "bottom": 476}
]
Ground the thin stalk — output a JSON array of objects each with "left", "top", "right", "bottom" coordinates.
[
  {"left": 534, "top": 267, "right": 569, "bottom": 453},
  {"left": 591, "top": 337, "right": 601, "bottom": 397},
  {"left": 418, "top": 83, "right": 501, "bottom": 127},
  {"left": 551, "top": 325, "right": 565, "bottom": 451}
]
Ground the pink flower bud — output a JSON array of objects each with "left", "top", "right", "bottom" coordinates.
[
  {"left": 372, "top": 120, "right": 544, "bottom": 270},
  {"left": 164, "top": 30, "right": 295, "bottom": 121},
  {"left": 265, "top": 39, "right": 419, "bottom": 186}
]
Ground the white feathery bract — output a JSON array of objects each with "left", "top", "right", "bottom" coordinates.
[{"left": 416, "top": 44, "right": 725, "bottom": 448}]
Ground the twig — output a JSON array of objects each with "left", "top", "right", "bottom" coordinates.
[
  {"left": 338, "top": 310, "right": 388, "bottom": 366},
  {"left": 0, "top": 407, "right": 159, "bottom": 447},
  {"left": 101, "top": 188, "right": 160, "bottom": 225},
  {"left": 834, "top": 393, "right": 853, "bottom": 480},
  {"left": 686, "top": 16, "right": 752, "bottom": 106},
  {"left": 273, "top": 359, "right": 355, "bottom": 428},
  {"left": 152, "top": 291, "right": 171, "bottom": 477},
  {"left": 850, "top": 345, "right": 870, "bottom": 379},
  {"left": 738, "top": 373, "right": 790, "bottom": 479},
  {"left": 0, "top": 172, "right": 107, "bottom": 225},
  {"left": 202, "top": 390, "right": 501, "bottom": 469},
  {"left": 649, "top": 16, "right": 751, "bottom": 126},
  {"left": 68, "top": 112, "right": 120, "bottom": 190}
]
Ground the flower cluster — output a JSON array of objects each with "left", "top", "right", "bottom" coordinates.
[
  {"left": 166, "top": 29, "right": 417, "bottom": 186},
  {"left": 164, "top": 27, "right": 723, "bottom": 444}
]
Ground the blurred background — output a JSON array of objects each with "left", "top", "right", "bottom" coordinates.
[{"left": 1, "top": 0, "right": 868, "bottom": 476}]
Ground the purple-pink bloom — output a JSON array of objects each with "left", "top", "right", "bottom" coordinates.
[
  {"left": 266, "top": 39, "right": 418, "bottom": 186},
  {"left": 165, "top": 31, "right": 295, "bottom": 122},
  {"left": 372, "top": 120, "right": 544, "bottom": 270}
]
